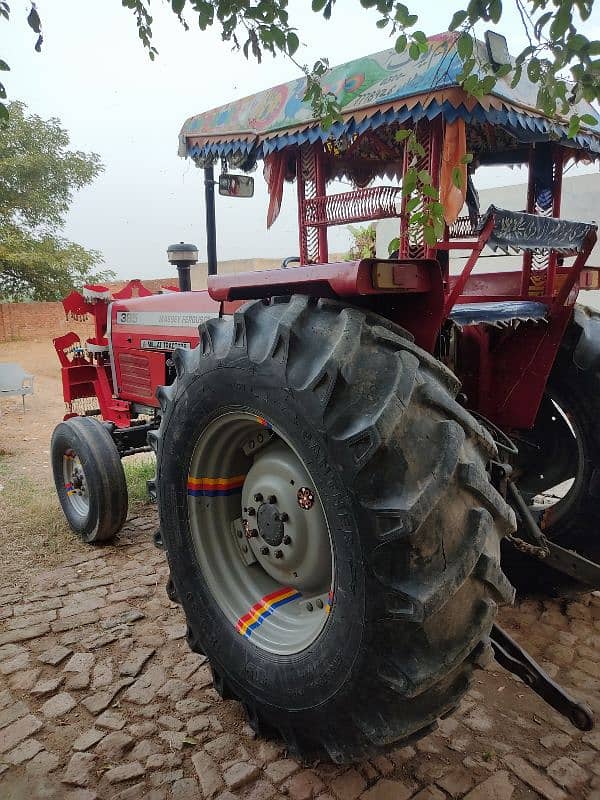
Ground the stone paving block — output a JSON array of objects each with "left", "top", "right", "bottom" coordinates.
[
  {"left": 360, "top": 779, "right": 413, "bottom": 800},
  {"left": 13, "top": 597, "right": 63, "bottom": 616},
  {"left": 4, "top": 737, "right": 44, "bottom": 764},
  {"left": 9, "top": 667, "right": 41, "bottom": 692},
  {"left": 223, "top": 761, "right": 260, "bottom": 789},
  {"left": 503, "top": 754, "right": 567, "bottom": 800},
  {"left": 0, "top": 652, "right": 30, "bottom": 675},
  {"left": 0, "top": 714, "right": 43, "bottom": 753},
  {"left": 31, "top": 676, "right": 65, "bottom": 696},
  {"left": 38, "top": 644, "right": 72, "bottom": 665},
  {"left": 436, "top": 767, "right": 475, "bottom": 797},
  {"left": 64, "top": 653, "right": 96, "bottom": 673},
  {"left": 52, "top": 611, "right": 101, "bottom": 633},
  {"left": 191, "top": 750, "right": 223, "bottom": 799},
  {"left": 171, "top": 778, "right": 198, "bottom": 800},
  {"left": 25, "top": 749, "right": 60, "bottom": 774},
  {"left": 72, "top": 728, "right": 106, "bottom": 752},
  {"left": 463, "top": 771, "right": 514, "bottom": 800},
  {"left": 40, "top": 692, "right": 76, "bottom": 719},
  {"left": 104, "top": 760, "right": 145, "bottom": 784},
  {"left": 0, "top": 701, "right": 29, "bottom": 729},
  {"left": 123, "top": 665, "right": 166, "bottom": 704},
  {"left": 95, "top": 709, "right": 126, "bottom": 730},
  {"left": 119, "top": 646, "right": 155, "bottom": 677},
  {"left": 0, "top": 622, "right": 51, "bottom": 645},
  {"left": 265, "top": 758, "right": 300, "bottom": 784},
  {"left": 62, "top": 752, "right": 96, "bottom": 786},
  {"left": 283, "top": 769, "right": 325, "bottom": 800},
  {"left": 95, "top": 731, "right": 134, "bottom": 759},
  {"left": 547, "top": 756, "right": 589, "bottom": 790},
  {"left": 6, "top": 609, "right": 57, "bottom": 630},
  {"left": 331, "top": 769, "right": 367, "bottom": 800}
]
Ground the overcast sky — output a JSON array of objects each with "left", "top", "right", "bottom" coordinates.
[{"left": 5, "top": 0, "right": 599, "bottom": 279}]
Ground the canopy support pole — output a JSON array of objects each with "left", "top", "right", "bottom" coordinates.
[{"left": 205, "top": 165, "right": 218, "bottom": 275}]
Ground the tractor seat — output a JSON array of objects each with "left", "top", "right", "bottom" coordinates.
[{"left": 449, "top": 301, "right": 548, "bottom": 328}]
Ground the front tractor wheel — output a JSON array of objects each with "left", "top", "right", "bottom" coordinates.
[
  {"left": 51, "top": 416, "right": 128, "bottom": 543},
  {"left": 155, "top": 296, "right": 515, "bottom": 762}
]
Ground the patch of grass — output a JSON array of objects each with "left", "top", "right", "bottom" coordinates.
[
  {"left": 0, "top": 464, "right": 86, "bottom": 588},
  {"left": 123, "top": 454, "right": 156, "bottom": 507}
]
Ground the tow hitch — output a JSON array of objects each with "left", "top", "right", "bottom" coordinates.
[
  {"left": 507, "top": 480, "right": 600, "bottom": 587},
  {"left": 490, "top": 623, "right": 594, "bottom": 731}
]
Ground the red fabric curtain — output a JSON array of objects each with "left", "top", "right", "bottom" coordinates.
[{"left": 263, "top": 152, "right": 286, "bottom": 229}]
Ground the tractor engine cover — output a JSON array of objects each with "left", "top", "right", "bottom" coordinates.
[{"left": 110, "top": 290, "right": 224, "bottom": 405}]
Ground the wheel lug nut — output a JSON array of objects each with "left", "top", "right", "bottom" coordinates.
[
  {"left": 254, "top": 493, "right": 263, "bottom": 502},
  {"left": 268, "top": 495, "right": 277, "bottom": 504},
  {"left": 274, "top": 549, "right": 283, "bottom": 559},
  {"left": 280, "top": 512, "right": 289, "bottom": 522},
  {"left": 260, "top": 546, "right": 269, "bottom": 556},
  {"left": 247, "top": 507, "right": 256, "bottom": 516},
  {"left": 283, "top": 535, "right": 292, "bottom": 545},
  {"left": 249, "top": 529, "right": 258, "bottom": 538},
  {"left": 306, "top": 602, "right": 313, "bottom": 612}
]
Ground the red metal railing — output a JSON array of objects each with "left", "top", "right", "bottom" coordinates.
[{"left": 302, "top": 185, "right": 402, "bottom": 228}]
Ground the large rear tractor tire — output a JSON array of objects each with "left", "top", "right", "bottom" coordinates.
[
  {"left": 154, "top": 296, "right": 515, "bottom": 762},
  {"left": 509, "top": 306, "right": 600, "bottom": 595},
  {"left": 51, "top": 416, "right": 128, "bottom": 543}
]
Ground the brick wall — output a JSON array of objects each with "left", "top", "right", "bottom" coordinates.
[{"left": 0, "top": 301, "right": 95, "bottom": 343}]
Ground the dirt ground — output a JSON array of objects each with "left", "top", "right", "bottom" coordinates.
[{"left": 0, "top": 338, "right": 599, "bottom": 800}]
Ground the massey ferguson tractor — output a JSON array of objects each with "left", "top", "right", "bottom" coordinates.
[{"left": 51, "top": 32, "right": 600, "bottom": 761}]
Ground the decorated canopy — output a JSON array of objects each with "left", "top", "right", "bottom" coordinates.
[{"left": 179, "top": 32, "right": 600, "bottom": 162}]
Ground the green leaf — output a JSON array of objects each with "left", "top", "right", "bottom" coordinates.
[
  {"left": 376, "top": 18, "right": 388, "bottom": 29},
  {"left": 395, "top": 129, "right": 411, "bottom": 142},
  {"left": 449, "top": 10, "right": 468, "bottom": 30},
  {"left": 489, "top": 0, "right": 502, "bottom": 24},
  {"left": 424, "top": 224, "right": 438, "bottom": 246},
  {"left": 567, "top": 115, "right": 581, "bottom": 138},
  {"left": 388, "top": 237, "right": 400, "bottom": 255},
  {"left": 457, "top": 33, "right": 473, "bottom": 61},
  {"left": 0, "top": 83, "right": 5, "bottom": 100},
  {"left": 451, "top": 166, "right": 464, "bottom": 189},
  {"left": 422, "top": 184, "right": 438, "bottom": 199},
  {"left": 312, "top": 0, "right": 327, "bottom": 11},
  {"left": 479, "top": 75, "right": 497, "bottom": 94},
  {"left": 460, "top": 152, "right": 474, "bottom": 164},
  {"left": 581, "top": 113, "right": 598, "bottom": 127},
  {"left": 550, "top": 7, "right": 572, "bottom": 40},
  {"left": 406, "top": 197, "right": 420, "bottom": 212},
  {"left": 172, "top": 0, "right": 186, "bottom": 14},
  {"left": 527, "top": 58, "right": 540, "bottom": 83},
  {"left": 395, "top": 34, "right": 407, "bottom": 53},
  {"left": 286, "top": 32, "right": 299, "bottom": 55},
  {"left": 0, "top": 59, "right": 9, "bottom": 72},
  {"left": 413, "top": 30, "right": 427, "bottom": 45},
  {"left": 534, "top": 11, "right": 552, "bottom": 39},
  {"left": 510, "top": 65, "right": 522, "bottom": 88},
  {"left": 408, "top": 42, "right": 420, "bottom": 60},
  {"left": 494, "top": 63, "right": 511, "bottom": 78},
  {"left": 0, "top": 102, "right": 8, "bottom": 123}
]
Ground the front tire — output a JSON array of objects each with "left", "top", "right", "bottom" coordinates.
[
  {"left": 51, "top": 416, "right": 128, "bottom": 543},
  {"left": 154, "top": 296, "right": 515, "bottom": 762}
]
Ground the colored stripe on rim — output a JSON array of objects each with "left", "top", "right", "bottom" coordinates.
[
  {"left": 187, "top": 474, "right": 246, "bottom": 497},
  {"left": 236, "top": 586, "right": 302, "bottom": 638}
]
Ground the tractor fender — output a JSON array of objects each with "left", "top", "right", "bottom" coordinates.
[{"left": 571, "top": 304, "right": 600, "bottom": 373}]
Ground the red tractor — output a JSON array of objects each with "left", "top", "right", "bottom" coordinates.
[{"left": 51, "top": 32, "right": 599, "bottom": 761}]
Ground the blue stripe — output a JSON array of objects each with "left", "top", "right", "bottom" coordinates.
[
  {"left": 244, "top": 592, "right": 302, "bottom": 638},
  {"left": 188, "top": 487, "right": 243, "bottom": 497}
]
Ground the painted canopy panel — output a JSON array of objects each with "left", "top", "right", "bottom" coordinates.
[{"left": 179, "top": 31, "right": 600, "bottom": 155}]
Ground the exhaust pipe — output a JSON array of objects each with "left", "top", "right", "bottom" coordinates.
[{"left": 167, "top": 242, "right": 198, "bottom": 292}]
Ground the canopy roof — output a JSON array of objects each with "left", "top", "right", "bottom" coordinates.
[{"left": 179, "top": 32, "right": 600, "bottom": 161}]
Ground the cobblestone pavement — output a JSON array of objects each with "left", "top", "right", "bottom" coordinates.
[{"left": 1, "top": 512, "right": 599, "bottom": 800}]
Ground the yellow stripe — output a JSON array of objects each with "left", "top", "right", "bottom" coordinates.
[
  {"left": 236, "top": 587, "right": 298, "bottom": 635},
  {"left": 188, "top": 474, "right": 246, "bottom": 488}
]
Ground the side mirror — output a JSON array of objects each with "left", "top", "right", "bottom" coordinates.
[{"left": 219, "top": 174, "right": 254, "bottom": 198}]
